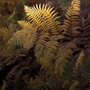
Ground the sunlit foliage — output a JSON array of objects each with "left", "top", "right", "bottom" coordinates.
[{"left": 0, "top": 0, "right": 90, "bottom": 90}]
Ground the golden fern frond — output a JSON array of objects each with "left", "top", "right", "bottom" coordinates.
[
  {"left": 75, "top": 50, "right": 86, "bottom": 70},
  {"left": 66, "top": 0, "right": 81, "bottom": 19},
  {"left": 61, "top": 0, "right": 81, "bottom": 35},
  {"left": 35, "top": 33, "right": 59, "bottom": 67},
  {"left": 24, "top": 4, "right": 61, "bottom": 35},
  {"left": 55, "top": 45, "right": 73, "bottom": 75},
  {"left": 7, "top": 21, "right": 37, "bottom": 56}
]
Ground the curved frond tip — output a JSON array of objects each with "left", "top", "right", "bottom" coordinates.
[{"left": 24, "top": 4, "right": 61, "bottom": 34}]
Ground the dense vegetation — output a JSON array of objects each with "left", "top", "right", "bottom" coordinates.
[{"left": 0, "top": 0, "right": 90, "bottom": 90}]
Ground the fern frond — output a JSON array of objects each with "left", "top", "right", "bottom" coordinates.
[
  {"left": 0, "top": 28, "right": 13, "bottom": 47},
  {"left": 24, "top": 4, "right": 61, "bottom": 35},
  {"left": 61, "top": 0, "right": 81, "bottom": 35},
  {"left": 54, "top": 44, "right": 76, "bottom": 88},
  {"left": 7, "top": 21, "right": 37, "bottom": 56},
  {"left": 55, "top": 45, "right": 73, "bottom": 75},
  {"left": 55, "top": 48, "right": 72, "bottom": 78},
  {"left": 70, "top": 51, "right": 90, "bottom": 90},
  {"left": 81, "top": 15, "right": 90, "bottom": 55},
  {"left": 18, "top": 20, "right": 38, "bottom": 30},
  {"left": 40, "top": 63, "right": 55, "bottom": 78},
  {"left": 35, "top": 33, "right": 59, "bottom": 67},
  {"left": 75, "top": 50, "right": 86, "bottom": 70}
]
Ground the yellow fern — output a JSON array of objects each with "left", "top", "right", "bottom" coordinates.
[
  {"left": 7, "top": 21, "right": 37, "bottom": 56},
  {"left": 25, "top": 4, "right": 61, "bottom": 35},
  {"left": 61, "top": 0, "right": 81, "bottom": 35},
  {"left": 6, "top": 4, "right": 61, "bottom": 56}
]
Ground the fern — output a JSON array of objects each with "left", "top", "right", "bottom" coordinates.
[
  {"left": 25, "top": 4, "right": 61, "bottom": 35},
  {"left": 75, "top": 50, "right": 86, "bottom": 70},
  {"left": 75, "top": 51, "right": 90, "bottom": 81},
  {"left": 55, "top": 42, "right": 75, "bottom": 74},
  {"left": 8, "top": 23, "right": 37, "bottom": 50},
  {"left": 35, "top": 33, "right": 59, "bottom": 67},
  {"left": 1, "top": 0, "right": 90, "bottom": 90},
  {"left": 61, "top": 0, "right": 81, "bottom": 36},
  {"left": 69, "top": 50, "right": 89, "bottom": 90},
  {"left": 83, "top": 56, "right": 90, "bottom": 81}
]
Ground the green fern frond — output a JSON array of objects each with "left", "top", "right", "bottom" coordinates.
[{"left": 24, "top": 4, "right": 61, "bottom": 35}]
